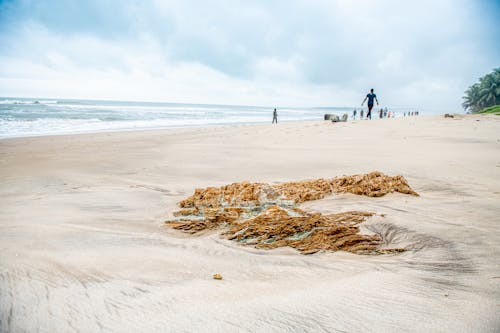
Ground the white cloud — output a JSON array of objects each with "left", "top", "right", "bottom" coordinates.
[{"left": 0, "top": 0, "right": 498, "bottom": 109}]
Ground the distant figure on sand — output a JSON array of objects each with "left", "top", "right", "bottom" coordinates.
[
  {"left": 272, "top": 108, "right": 278, "bottom": 124},
  {"left": 360, "top": 109, "right": 364, "bottom": 119},
  {"left": 379, "top": 109, "right": 383, "bottom": 119},
  {"left": 353, "top": 109, "right": 357, "bottom": 120},
  {"left": 361, "top": 88, "right": 379, "bottom": 120}
]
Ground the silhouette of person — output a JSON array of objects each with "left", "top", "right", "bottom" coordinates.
[
  {"left": 361, "top": 88, "right": 379, "bottom": 120},
  {"left": 272, "top": 108, "right": 278, "bottom": 124}
]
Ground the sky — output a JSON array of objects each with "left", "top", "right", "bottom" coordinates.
[{"left": 0, "top": 0, "right": 499, "bottom": 109}]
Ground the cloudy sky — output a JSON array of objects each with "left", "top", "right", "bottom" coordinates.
[{"left": 0, "top": 0, "right": 498, "bottom": 109}]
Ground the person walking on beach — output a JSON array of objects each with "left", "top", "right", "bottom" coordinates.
[
  {"left": 360, "top": 109, "right": 364, "bottom": 119},
  {"left": 353, "top": 109, "right": 357, "bottom": 120},
  {"left": 361, "top": 88, "right": 379, "bottom": 120},
  {"left": 272, "top": 108, "right": 278, "bottom": 124}
]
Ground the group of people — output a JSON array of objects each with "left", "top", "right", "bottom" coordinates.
[
  {"left": 271, "top": 88, "right": 419, "bottom": 123},
  {"left": 352, "top": 106, "right": 393, "bottom": 120}
]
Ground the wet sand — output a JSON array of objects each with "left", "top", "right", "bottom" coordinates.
[{"left": 1, "top": 115, "right": 499, "bottom": 332}]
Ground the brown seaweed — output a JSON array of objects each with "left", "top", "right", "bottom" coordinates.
[{"left": 166, "top": 172, "right": 417, "bottom": 254}]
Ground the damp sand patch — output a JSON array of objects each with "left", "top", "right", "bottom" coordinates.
[{"left": 165, "top": 172, "right": 418, "bottom": 254}]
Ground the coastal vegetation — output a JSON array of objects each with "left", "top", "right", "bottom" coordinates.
[
  {"left": 477, "top": 105, "right": 500, "bottom": 115},
  {"left": 462, "top": 68, "right": 500, "bottom": 113}
]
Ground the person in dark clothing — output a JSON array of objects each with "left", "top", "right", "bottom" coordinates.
[
  {"left": 361, "top": 88, "right": 379, "bottom": 120},
  {"left": 272, "top": 108, "right": 278, "bottom": 124}
]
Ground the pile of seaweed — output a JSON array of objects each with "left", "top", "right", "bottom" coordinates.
[{"left": 165, "top": 172, "right": 418, "bottom": 254}]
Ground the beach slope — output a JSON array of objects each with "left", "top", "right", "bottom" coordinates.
[{"left": 1, "top": 115, "right": 499, "bottom": 332}]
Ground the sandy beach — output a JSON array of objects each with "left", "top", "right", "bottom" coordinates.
[{"left": 1, "top": 115, "right": 499, "bottom": 332}]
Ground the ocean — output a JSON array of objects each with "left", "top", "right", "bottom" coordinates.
[{"left": 0, "top": 97, "right": 429, "bottom": 138}]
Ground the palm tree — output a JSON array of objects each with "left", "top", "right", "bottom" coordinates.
[
  {"left": 462, "top": 83, "right": 482, "bottom": 112},
  {"left": 479, "top": 75, "right": 497, "bottom": 105},
  {"left": 463, "top": 68, "right": 500, "bottom": 112}
]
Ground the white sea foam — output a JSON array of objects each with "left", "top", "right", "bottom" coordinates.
[
  {"left": 0, "top": 99, "right": 58, "bottom": 105},
  {"left": 0, "top": 117, "right": 272, "bottom": 138}
]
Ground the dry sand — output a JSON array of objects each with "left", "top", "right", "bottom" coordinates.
[{"left": 1, "top": 115, "right": 499, "bottom": 332}]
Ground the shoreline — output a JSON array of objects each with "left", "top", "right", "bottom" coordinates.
[
  {"left": 0, "top": 118, "right": 322, "bottom": 140},
  {"left": 0, "top": 113, "right": 451, "bottom": 141},
  {"left": 1, "top": 114, "right": 499, "bottom": 331}
]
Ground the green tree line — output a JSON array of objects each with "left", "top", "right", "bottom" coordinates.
[{"left": 462, "top": 68, "right": 500, "bottom": 112}]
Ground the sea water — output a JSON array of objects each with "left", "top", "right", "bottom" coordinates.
[{"left": 0, "top": 97, "right": 430, "bottom": 138}]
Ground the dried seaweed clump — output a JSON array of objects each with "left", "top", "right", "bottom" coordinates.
[
  {"left": 166, "top": 172, "right": 417, "bottom": 254},
  {"left": 178, "top": 171, "right": 418, "bottom": 209},
  {"left": 331, "top": 172, "right": 419, "bottom": 197},
  {"left": 224, "top": 206, "right": 383, "bottom": 254},
  {"left": 178, "top": 182, "right": 270, "bottom": 208}
]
